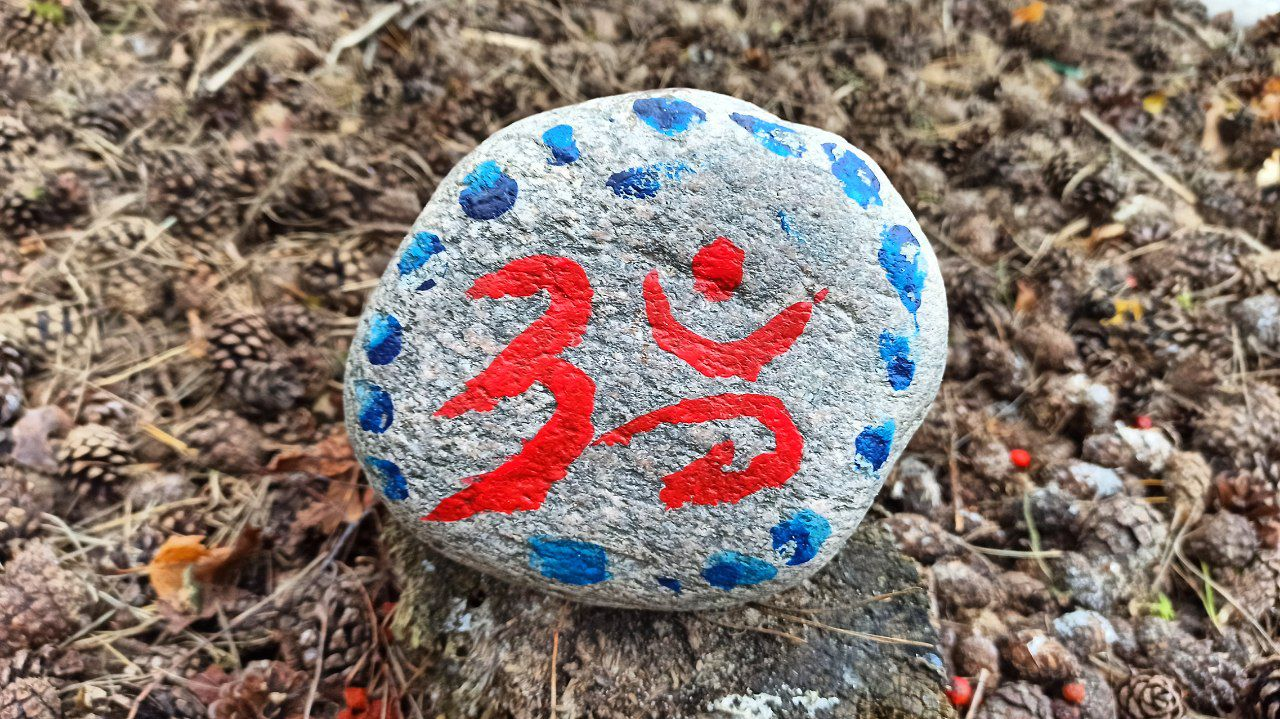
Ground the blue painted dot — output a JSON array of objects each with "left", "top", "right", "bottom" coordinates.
[
  {"left": 771, "top": 509, "right": 832, "bottom": 566},
  {"left": 459, "top": 161, "right": 518, "bottom": 220},
  {"left": 777, "top": 209, "right": 804, "bottom": 244},
  {"left": 657, "top": 576, "right": 683, "bottom": 595},
  {"left": 606, "top": 162, "right": 694, "bottom": 199},
  {"left": 398, "top": 231, "right": 445, "bottom": 276},
  {"left": 528, "top": 536, "right": 611, "bottom": 586},
  {"left": 542, "top": 124, "right": 581, "bottom": 165},
  {"left": 823, "top": 142, "right": 883, "bottom": 208},
  {"left": 365, "top": 313, "right": 403, "bottom": 366},
  {"left": 878, "top": 330, "right": 915, "bottom": 391},
  {"left": 879, "top": 225, "right": 926, "bottom": 323},
  {"left": 353, "top": 380, "right": 394, "bottom": 434},
  {"left": 730, "top": 113, "right": 806, "bottom": 158},
  {"left": 702, "top": 551, "right": 777, "bottom": 590},
  {"left": 366, "top": 457, "right": 407, "bottom": 501},
  {"left": 632, "top": 97, "right": 706, "bottom": 136},
  {"left": 416, "top": 278, "right": 437, "bottom": 292},
  {"left": 856, "top": 420, "right": 896, "bottom": 471}
]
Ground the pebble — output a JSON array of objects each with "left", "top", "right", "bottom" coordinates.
[{"left": 345, "top": 89, "right": 947, "bottom": 609}]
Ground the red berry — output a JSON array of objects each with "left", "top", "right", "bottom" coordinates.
[
  {"left": 1135, "top": 415, "right": 1153, "bottom": 430},
  {"left": 946, "top": 677, "right": 974, "bottom": 708},
  {"left": 1009, "top": 448, "right": 1032, "bottom": 469},
  {"left": 1062, "top": 682, "right": 1086, "bottom": 704}
]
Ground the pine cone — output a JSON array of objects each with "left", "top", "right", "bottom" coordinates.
[
  {"left": 1242, "top": 656, "right": 1280, "bottom": 719},
  {"left": 0, "top": 677, "right": 59, "bottom": 719},
  {"left": 1077, "top": 495, "right": 1168, "bottom": 571},
  {"left": 146, "top": 147, "right": 211, "bottom": 213},
  {"left": 1246, "top": 13, "right": 1280, "bottom": 47},
  {"left": 954, "top": 633, "right": 1000, "bottom": 681},
  {"left": 221, "top": 359, "right": 307, "bottom": 415},
  {"left": 183, "top": 409, "right": 265, "bottom": 474},
  {"left": 1045, "top": 153, "right": 1120, "bottom": 220},
  {"left": 0, "top": 334, "right": 27, "bottom": 424},
  {"left": 1184, "top": 512, "right": 1258, "bottom": 568},
  {"left": 0, "top": 645, "right": 82, "bottom": 687},
  {"left": 207, "top": 313, "right": 279, "bottom": 373},
  {"left": 57, "top": 423, "right": 134, "bottom": 500},
  {"left": 932, "top": 559, "right": 999, "bottom": 611},
  {"left": 1228, "top": 548, "right": 1280, "bottom": 620},
  {"left": 12, "top": 305, "right": 95, "bottom": 361},
  {"left": 1132, "top": 617, "right": 1243, "bottom": 715},
  {"left": 74, "top": 83, "right": 160, "bottom": 143},
  {"left": 1116, "top": 674, "right": 1185, "bottom": 719},
  {"left": 1004, "top": 629, "right": 1080, "bottom": 684},
  {"left": 0, "top": 2, "right": 66, "bottom": 57},
  {"left": 0, "top": 542, "right": 91, "bottom": 656},
  {"left": 1162, "top": 450, "right": 1211, "bottom": 528},
  {"left": 274, "top": 568, "right": 373, "bottom": 697},
  {"left": 1195, "top": 383, "right": 1280, "bottom": 470},
  {"left": 263, "top": 302, "right": 320, "bottom": 345},
  {"left": 0, "top": 52, "right": 57, "bottom": 107},
  {"left": 976, "top": 681, "right": 1053, "bottom": 719},
  {"left": 881, "top": 514, "right": 965, "bottom": 563},
  {"left": 0, "top": 114, "right": 36, "bottom": 174},
  {"left": 298, "top": 244, "right": 376, "bottom": 313},
  {"left": 207, "top": 661, "right": 307, "bottom": 719},
  {"left": 0, "top": 466, "right": 49, "bottom": 549}
]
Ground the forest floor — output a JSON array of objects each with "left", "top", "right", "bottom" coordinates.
[{"left": 1, "top": 0, "right": 1280, "bottom": 717}]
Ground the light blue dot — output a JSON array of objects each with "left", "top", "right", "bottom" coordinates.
[
  {"left": 398, "top": 232, "right": 444, "bottom": 276},
  {"left": 353, "top": 380, "right": 394, "bottom": 434},
  {"left": 702, "top": 551, "right": 777, "bottom": 590},
  {"left": 731, "top": 113, "right": 806, "bottom": 158},
  {"left": 823, "top": 142, "right": 883, "bottom": 208},
  {"left": 632, "top": 97, "right": 706, "bottom": 136},
  {"left": 528, "top": 536, "right": 611, "bottom": 586},
  {"left": 771, "top": 509, "right": 832, "bottom": 566},
  {"left": 459, "top": 161, "right": 518, "bottom": 220},
  {"left": 542, "top": 124, "right": 581, "bottom": 165},
  {"left": 856, "top": 420, "right": 896, "bottom": 471}
]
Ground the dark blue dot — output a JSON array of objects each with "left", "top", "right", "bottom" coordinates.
[
  {"left": 365, "top": 313, "right": 403, "bottom": 366},
  {"left": 459, "top": 161, "right": 518, "bottom": 220},
  {"left": 657, "top": 576, "right": 683, "bottom": 595},
  {"left": 879, "top": 225, "right": 926, "bottom": 323},
  {"left": 542, "top": 124, "right": 581, "bottom": 165},
  {"left": 398, "top": 231, "right": 445, "bottom": 276},
  {"left": 632, "top": 97, "right": 706, "bottom": 136},
  {"left": 367, "top": 457, "right": 407, "bottom": 500},
  {"left": 771, "top": 509, "right": 832, "bottom": 566},
  {"left": 878, "top": 330, "right": 915, "bottom": 390},
  {"left": 702, "top": 551, "right": 777, "bottom": 590},
  {"left": 823, "top": 142, "right": 883, "bottom": 208},
  {"left": 730, "top": 113, "right": 806, "bottom": 158},
  {"left": 855, "top": 420, "right": 896, "bottom": 471},
  {"left": 606, "top": 162, "right": 693, "bottom": 199},
  {"left": 416, "top": 278, "right": 437, "bottom": 292},
  {"left": 528, "top": 536, "right": 611, "bottom": 586},
  {"left": 353, "top": 380, "right": 394, "bottom": 434}
]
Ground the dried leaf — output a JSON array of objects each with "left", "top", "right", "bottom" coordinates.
[
  {"left": 338, "top": 687, "right": 401, "bottom": 719},
  {"left": 1102, "top": 298, "right": 1144, "bottom": 327},
  {"left": 1011, "top": 1, "right": 1046, "bottom": 26},
  {"left": 1142, "top": 92, "right": 1166, "bottom": 115},
  {"left": 1258, "top": 149, "right": 1280, "bottom": 189},
  {"left": 145, "top": 530, "right": 260, "bottom": 615},
  {"left": 294, "top": 480, "right": 373, "bottom": 535},
  {"left": 267, "top": 431, "right": 357, "bottom": 478}
]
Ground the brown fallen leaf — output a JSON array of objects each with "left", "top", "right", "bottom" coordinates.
[
  {"left": 1011, "top": 1, "right": 1046, "bottom": 26},
  {"left": 145, "top": 529, "right": 260, "bottom": 616},
  {"left": 267, "top": 430, "right": 357, "bottom": 479},
  {"left": 294, "top": 480, "right": 374, "bottom": 535}
]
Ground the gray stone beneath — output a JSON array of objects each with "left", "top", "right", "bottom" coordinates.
[{"left": 389, "top": 518, "right": 952, "bottom": 719}]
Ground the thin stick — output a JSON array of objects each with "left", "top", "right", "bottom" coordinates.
[
  {"left": 965, "top": 669, "right": 990, "bottom": 719},
  {"left": 549, "top": 603, "right": 567, "bottom": 719},
  {"left": 774, "top": 612, "right": 935, "bottom": 648},
  {"left": 1079, "top": 110, "right": 1197, "bottom": 204}
]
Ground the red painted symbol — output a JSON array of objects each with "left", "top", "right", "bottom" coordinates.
[
  {"left": 424, "top": 238, "right": 826, "bottom": 522},
  {"left": 594, "top": 394, "right": 803, "bottom": 509},
  {"left": 427, "top": 255, "right": 596, "bottom": 522},
  {"left": 644, "top": 237, "right": 827, "bottom": 381}
]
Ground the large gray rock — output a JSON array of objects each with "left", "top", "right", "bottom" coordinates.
[
  {"left": 389, "top": 519, "right": 952, "bottom": 719},
  {"left": 346, "top": 89, "right": 947, "bottom": 609}
]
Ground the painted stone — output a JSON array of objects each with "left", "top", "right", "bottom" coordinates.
[{"left": 345, "top": 89, "right": 947, "bottom": 610}]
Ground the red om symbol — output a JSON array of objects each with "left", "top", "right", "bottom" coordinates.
[{"left": 426, "top": 239, "right": 824, "bottom": 523}]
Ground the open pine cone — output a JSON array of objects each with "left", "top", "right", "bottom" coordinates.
[
  {"left": 0, "top": 543, "right": 91, "bottom": 657},
  {"left": 207, "top": 660, "right": 307, "bottom": 719},
  {"left": 1116, "top": 674, "right": 1185, "bottom": 719},
  {"left": 57, "top": 423, "right": 134, "bottom": 500}
]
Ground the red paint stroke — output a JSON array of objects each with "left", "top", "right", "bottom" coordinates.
[
  {"left": 692, "top": 236, "right": 744, "bottom": 301},
  {"left": 644, "top": 271, "right": 827, "bottom": 382},
  {"left": 426, "top": 255, "right": 596, "bottom": 522},
  {"left": 594, "top": 393, "right": 803, "bottom": 509}
]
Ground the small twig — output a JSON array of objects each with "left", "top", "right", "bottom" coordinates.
[
  {"left": 326, "top": 2, "right": 408, "bottom": 66},
  {"left": 549, "top": 602, "right": 568, "bottom": 719},
  {"left": 772, "top": 612, "right": 935, "bottom": 648},
  {"left": 1079, "top": 109, "right": 1197, "bottom": 204},
  {"left": 964, "top": 669, "right": 990, "bottom": 719}
]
